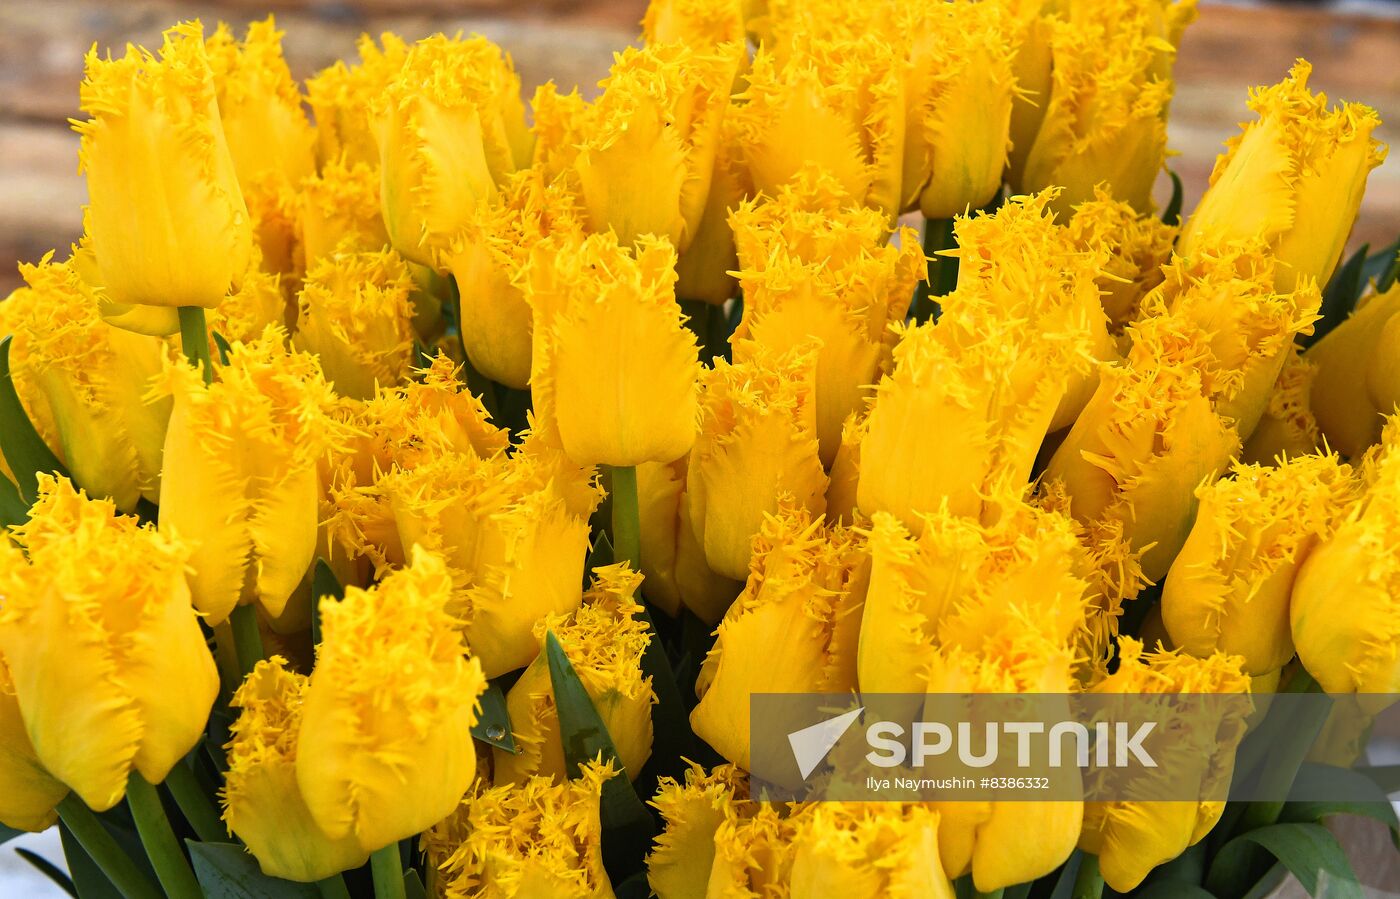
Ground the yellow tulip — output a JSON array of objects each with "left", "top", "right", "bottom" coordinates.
[
  {"left": 0, "top": 475, "right": 218, "bottom": 811},
  {"left": 292, "top": 249, "right": 417, "bottom": 400},
  {"left": 1178, "top": 61, "right": 1386, "bottom": 292},
  {"left": 1004, "top": 0, "right": 1056, "bottom": 189},
  {"left": 687, "top": 341, "right": 828, "bottom": 579},
  {"left": 568, "top": 43, "right": 741, "bottom": 251},
  {"left": 156, "top": 327, "right": 341, "bottom": 625},
  {"left": 1044, "top": 315, "right": 1240, "bottom": 583},
  {"left": 690, "top": 508, "right": 868, "bottom": 769},
  {"left": 1306, "top": 282, "right": 1400, "bottom": 458},
  {"left": 643, "top": 0, "right": 747, "bottom": 46},
  {"left": 426, "top": 761, "right": 616, "bottom": 899},
  {"left": 376, "top": 34, "right": 527, "bottom": 269},
  {"left": 374, "top": 433, "right": 600, "bottom": 679},
  {"left": 0, "top": 652, "right": 68, "bottom": 833},
  {"left": 223, "top": 656, "right": 369, "bottom": 882},
  {"left": 824, "top": 413, "right": 863, "bottom": 525},
  {"left": 305, "top": 33, "right": 410, "bottom": 169},
  {"left": 209, "top": 265, "right": 290, "bottom": 345},
  {"left": 298, "top": 548, "right": 486, "bottom": 853},
  {"left": 733, "top": 33, "right": 905, "bottom": 218},
  {"left": 297, "top": 158, "right": 391, "bottom": 267},
  {"left": 1019, "top": 17, "right": 1173, "bottom": 215},
  {"left": 706, "top": 805, "right": 800, "bottom": 897},
  {"left": 899, "top": 0, "right": 1019, "bottom": 218},
  {"left": 674, "top": 132, "right": 749, "bottom": 305},
  {"left": 75, "top": 21, "right": 252, "bottom": 316},
  {"left": 730, "top": 173, "right": 923, "bottom": 465},
  {"left": 788, "top": 804, "right": 957, "bottom": 899},
  {"left": 635, "top": 458, "right": 745, "bottom": 622},
  {"left": 647, "top": 763, "right": 752, "bottom": 899},
  {"left": 523, "top": 233, "right": 701, "bottom": 467},
  {"left": 1162, "top": 454, "right": 1357, "bottom": 675},
  {"left": 1242, "top": 350, "right": 1322, "bottom": 465},
  {"left": 1080, "top": 638, "right": 1252, "bottom": 892},
  {"left": 444, "top": 169, "right": 582, "bottom": 390},
  {"left": 1291, "top": 418, "right": 1400, "bottom": 696},
  {"left": 494, "top": 564, "right": 655, "bottom": 784},
  {"left": 1064, "top": 188, "right": 1177, "bottom": 328},
  {"left": 5, "top": 256, "right": 171, "bottom": 511},
  {"left": 0, "top": 291, "right": 63, "bottom": 490}
]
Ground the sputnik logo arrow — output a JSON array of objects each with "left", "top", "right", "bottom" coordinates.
[{"left": 787, "top": 706, "right": 864, "bottom": 780}]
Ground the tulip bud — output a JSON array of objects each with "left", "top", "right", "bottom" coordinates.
[
  {"left": 292, "top": 249, "right": 417, "bottom": 400},
  {"left": 377, "top": 34, "right": 527, "bottom": 269},
  {"left": 0, "top": 288, "right": 62, "bottom": 491},
  {"left": 643, "top": 0, "right": 747, "bottom": 46},
  {"left": 1179, "top": 61, "right": 1386, "bottom": 292},
  {"left": 734, "top": 34, "right": 905, "bottom": 218},
  {"left": 899, "top": 0, "right": 1019, "bottom": 218},
  {"left": 375, "top": 437, "right": 600, "bottom": 679},
  {"left": 1242, "top": 350, "right": 1322, "bottom": 465},
  {"left": 569, "top": 43, "right": 741, "bottom": 251},
  {"left": 691, "top": 508, "right": 868, "bottom": 768},
  {"left": 444, "top": 169, "right": 582, "bottom": 390},
  {"left": 1306, "top": 282, "right": 1400, "bottom": 458},
  {"left": 1081, "top": 638, "right": 1251, "bottom": 892},
  {"left": 298, "top": 548, "right": 486, "bottom": 852},
  {"left": 297, "top": 158, "right": 391, "bottom": 267},
  {"left": 636, "top": 458, "right": 745, "bottom": 621},
  {"left": 209, "top": 266, "right": 290, "bottom": 345},
  {"left": 0, "top": 652, "right": 68, "bottom": 833},
  {"left": 1065, "top": 188, "right": 1177, "bottom": 328},
  {"left": 75, "top": 21, "right": 252, "bottom": 317},
  {"left": 223, "top": 657, "right": 368, "bottom": 882},
  {"left": 789, "top": 804, "right": 957, "bottom": 899},
  {"left": 0, "top": 476, "right": 218, "bottom": 810},
  {"left": 648, "top": 763, "right": 752, "bottom": 899},
  {"left": 523, "top": 233, "right": 701, "bottom": 467},
  {"left": 730, "top": 173, "right": 923, "bottom": 465},
  {"left": 1019, "top": 17, "right": 1173, "bottom": 215},
  {"left": 1291, "top": 419, "right": 1400, "bottom": 696},
  {"left": 426, "top": 761, "right": 615, "bottom": 899},
  {"left": 156, "top": 328, "right": 341, "bottom": 625},
  {"left": 688, "top": 341, "right": 828, "bottom": 579},
  {"left": 5, "top": 256, "right": 171, "bottom": 511},
  {"left": 1162, "top": 454, "right": 1358, "bottom": 676},
  {"left": 675, "top": 133, "right": 749, "bottom": 306},
  {"left": 305, "top": 33, "right": 410, "bottom": 169},
  {"left": 495, "top": 564, "right": 655, "bottom": 784}
]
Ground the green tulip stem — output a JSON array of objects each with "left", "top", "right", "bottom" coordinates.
[
  {"left": 164, "top": 759, "right": 225, "bottom": 843},
  {"left": 125, "top": 771, "right": 203, "bottom": 899},
  {"left": 229, "top": 603, "right": 265, "bottom": 678},
  {"left": 177, "top": 306, "right": 214, "bottom": 386},
  {"left": 611, "top": 465, "right": 641, "bottom": 572},
  {"left": 1072, "top": 853, "right": 1105, "bottom": 899},
  {"left": 974, "top": 890, "right": 1005, "bottom": 899},
  {"left": 57, "top": 794, "right": 164, "bottom": 899},
  {"left": 317, "top": 874, "right": 354, "bottom": 899},
  {"left": 371, "top": 844, "right": 408, "bottom": 899},
  {"left": 911, "top": 217, "right": 958, "bottom": 323}
]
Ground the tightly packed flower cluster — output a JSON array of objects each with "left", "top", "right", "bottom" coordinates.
[{"left": 0, "top": 0, "right": 1394, "bottom": 897}]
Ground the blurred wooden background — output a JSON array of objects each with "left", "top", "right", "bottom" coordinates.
[{"left": 0, "top": 0, "right": 1397, "bottom": 296}]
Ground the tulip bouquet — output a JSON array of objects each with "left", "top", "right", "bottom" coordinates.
[{"left": 0, "top": 0, "right": 1397, "bottom": 897}]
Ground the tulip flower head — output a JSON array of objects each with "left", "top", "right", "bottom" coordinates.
[
  {"left": 647, "top": 763, "right": 753, "bottom": 899},
  {"left": 1306, "top": 281, "right": 1400, "bottom": 458},
  {"left": 0, "top": 652, "right": 68, "bottom": 833},
  {"left": 643, "top": 0, "right": 748, "bottom": 46},
  {"left": 306, "top": 33, "right": 410, "bottom": 168},
  {"left": 0, "top": 476, "right": 218, "bottom": 811},
  {"left": 1243, "top": 350, "right": 1323, "bottom": 464},
  {"left": 75, "top": 21, "right": 252, "bottom": 319},
  {"left": 787, "top": 803, "right": 957, "bottom": 899},
  {"left": 297, "top": 158, "right": 392, "bottom": 267},
  {"left": 210, "top": 266, "right": 290, "bottom": 345},
  {"left": 1064, "top": 188, "right": 1178, "bottom": 328},
  {"left": 298, "top": 548, "right": 487, "bottom": 853}
]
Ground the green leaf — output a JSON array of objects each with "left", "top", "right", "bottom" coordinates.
[
  {"left": 16, "top": 846, "right": 78, "bottom": 897},
  {"left": 1205, "top": 823, "right": 1362, "bottom": 899},
  {"left": 586, "top": 532, "right": 615, "bottom": 576},
  {"left": 0, "top": 335, "right": 67, "bottom": 503},
  {"left": 1305, "top": 243, "right": 1370, "bottom": 349},
  {"left": 311, "top": 558, "right": 344, "bottom": 648},
  {"left": 635, "top": 601, "right": 693, "bottom": 786},
  {"left": 60, "top": 823, "right": 123, "bottom": 899},
  {"left": 188, "top": 841, "right": 321, "bottom": 898},
  {"left": 403, "top": 869, "right": 427, "bottom": 899},
  {"left": 1362, "top": 235, "right": 1400, "bottom": 293},
  {"left": 545, "top": 630, "right": 655, "bottom": 882},
  {"left": 1352, "top": 763, "right": 1400, "bottom": 794},
  {"left": 211, "top": 332, "right": 233, "bottom": 367},
  {"left": 0, "top": 823, "right": 21, "bottom": 846},
  {"left": 1281, "top": 763, "right": 1399, "bottom": 848},
  {"left": 1048, "top": 851, "right": 1084, "bottom": 899},
  {"left": 1163, "top": 169, "right": 1185, "bottom": 226},
  {"left": 1134, "top": 884, "right": 1216, "bottom": 899},
  {"left": 1002, "top": 884, "right": 1033, "bottom": 899},
  {"left": 0, "top": 472, "right": 27, "bottom": 528},
  {"left": 470, "top": 681, "right": 517, "bottom": 754}
]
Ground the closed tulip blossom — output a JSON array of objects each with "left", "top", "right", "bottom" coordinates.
[
  {"left": 209, "top": 266, "right": 290, "bottom": 345},
  {"left": 1064, "top": 188, "right": 1178, "bottom": 328},
  {"left": 296, "top": 158, "right": 391, "bottom": 267},
  {"left": 643, "top": 0, "right": 747, "bottom": 46},
  {"left": 298, "top": 548, "right": 487, "bottom": 853},
  {"left": 1162, "top": 454, "right": 1357, "bottom": 676},
  {"left": 223, "top": 656, "right": 369, "bottom": 882},
  {"left": 495, "top": 564, "right": 655, "bottom": 784},
  {"left": 4, "top": 256, "right": 171, "bottom": 511},
  {"left": 1306, "top": 281, "right": 1400, "bottom": 458},
  {"left": 75, "top": 21, "right": 252, "bottom": 333},
  {"left": 787, "top": 804, "right": 957, "bottom": 899},
  {"left": 292, "top": 248, "right": 417, "bottom": 400},
  {"left": 1178, "top": 61, "right": 1385, "bottom": 292},
  {"left": 636, "top": 459, "right": 745, "bottom": 623},
  {"left": 1243, "top": 350, "right": 1323, "bottom": 465},
  {"left": 647, "top": 763, "right": 753, "bottom": 899},
  {"left": 0, "top": 653, "right": 69, "bottom": 833},
  {"left": 0, "top": 476, "right": 218, "bottom": 811},
  {"left": 687, "top": 341, "right": 828, "bottom": 580},
  {"left": 306, "top": 33, "right": 409, "bottom": 168},
  {"left": 691, "top": 508, "right": 868, "bottom": 769},
  {"left": 729, "top": 173, "right": 924, "bottom": 465},
  {"left": 156, "top": 328, "right": 341, "bottom": 625},
  {"left": 523, "top": 233, "right": 701, "bottom": 468}
]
